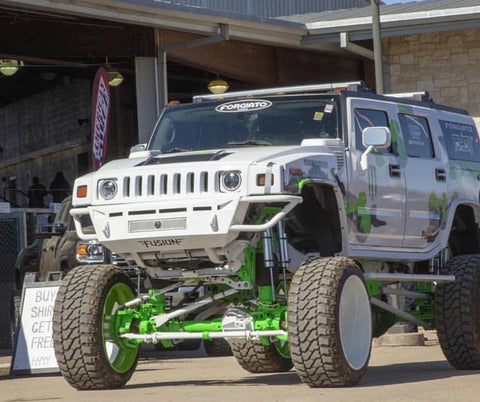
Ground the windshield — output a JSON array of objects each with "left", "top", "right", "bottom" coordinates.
[{"left": 148, "top": 95, "right": 341, "bottom": 153}]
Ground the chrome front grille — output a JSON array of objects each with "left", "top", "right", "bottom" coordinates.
[
  {"left": 129, "top": 217, "right": 187, "bottom": 232},
  {"left": 119, "top": 170, "right": 217, "bottom": 199}
]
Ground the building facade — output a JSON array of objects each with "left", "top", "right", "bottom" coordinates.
[{"left": 385, "top": 28, "right": 480, "bottom": 127}]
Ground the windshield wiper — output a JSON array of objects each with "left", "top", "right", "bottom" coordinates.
[
  {"left": 162, "top": 147, "right": 190, "bottom": 153},
  {"left": 227, "top": 140, "right": 272, "bottom": 146}
]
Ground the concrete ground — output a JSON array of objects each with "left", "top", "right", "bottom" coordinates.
[{"left": 1, "top": 330, "right": 480, "bottom": 402}]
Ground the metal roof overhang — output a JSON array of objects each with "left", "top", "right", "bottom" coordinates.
[
  {"left": 302, "top": 6, "right": 480, "bottom": 46},
  {"left": 0, "top": 0, "right": 310, "bottom": 49}
]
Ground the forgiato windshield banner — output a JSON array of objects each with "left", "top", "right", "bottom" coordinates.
[{"left": 215, "top": 99, "right": 272, "bottom": 113}]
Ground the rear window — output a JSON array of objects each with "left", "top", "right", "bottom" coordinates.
[{"left": 440, "top": 120, "right": 480, "bottom": 163}]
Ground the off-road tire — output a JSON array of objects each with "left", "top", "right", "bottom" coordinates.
[
  {"left": 53, "top": 264, "right": 139, "bottom": 390},
  {"left": 204, "top": 338, "right": 232, "bottom": 357},
  {"left": 288, "top": 257, "right": 372, "bottom": 387},
  {"left": 435, "top": 254, "right": 480, "bottom": 369},
  {"left": 230, "top": 341, "right": 293, "bottom": 373}
]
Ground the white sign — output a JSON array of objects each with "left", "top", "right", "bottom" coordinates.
[{"left": 11, "top": 283, "right": 60, "bottom": 374}]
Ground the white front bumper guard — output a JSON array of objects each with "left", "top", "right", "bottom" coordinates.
[
  {"left": 229, "top": 195, "right": 302, "bottom": 232},
  {"left": 71, "top": 194, "right": 302, "bottom": 240}
]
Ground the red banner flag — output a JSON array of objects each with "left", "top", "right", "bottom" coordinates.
[{"left": 91, "top": 67, "right": 111, "bottom": 171}]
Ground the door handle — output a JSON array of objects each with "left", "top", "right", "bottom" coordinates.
[
  {"left": 435, "top": 168, "right": 446, "bottom": 182},
  {"left": 389, "top": 164, "right": 401, "bottom": 178}
]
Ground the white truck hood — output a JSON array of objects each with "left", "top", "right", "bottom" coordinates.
[{"left": 97, "top": 142, "right": 343, "bottom": 173}]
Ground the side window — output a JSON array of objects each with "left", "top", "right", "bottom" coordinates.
[
  {"left": 439, "top": 120, "right": 480, "bottom": 163},
  {"left": 354, "top": 108, "right": 391, "bottom": 152},
  {"left": 399, "top": 114, "right": 434, "bottom": 158}
]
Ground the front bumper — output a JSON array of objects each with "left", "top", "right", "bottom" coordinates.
[{"left": 71, "top": 194, "right": 301, "bottom": 265}]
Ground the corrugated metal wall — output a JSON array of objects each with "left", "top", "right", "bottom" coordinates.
[{"left": 156, "top": 0, "right": 370, "bottom": 18}]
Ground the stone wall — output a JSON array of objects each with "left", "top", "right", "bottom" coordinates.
[
  {"left": 0, "top": 74, "right": 138, "bottom": 209},
  {"left": 384, "top": 28, "right": 480, "bottom": 127},
  {"left": 0, "top": 78, "right": 91, "bottom": 207}
]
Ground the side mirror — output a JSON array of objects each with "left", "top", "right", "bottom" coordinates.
[
  {"left": 363, "top": 126, "right": 391, "bottom": 149},
  {"left": 360, "top": 127, "right": 391, "bottom": 170},
  {"left": 35, "top": 223, "right": 67, "bottom": 238}
]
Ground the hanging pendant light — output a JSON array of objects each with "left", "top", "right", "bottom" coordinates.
[
  {"left": 106, "top": 69, "right": 124, "bottom": 87},
  {"left": 208, "top": 79, "right": 229, "bottom": 94},
  {"left": 104, "top": 57, "right": 124, "bottom": 87},
  {"left": 0, "top": 59, "right": 23, "bottom": 76}
]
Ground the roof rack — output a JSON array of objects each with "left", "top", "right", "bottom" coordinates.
[
  {"left": 384, "top": 91, "right": 432, "bottom": 102},
  {"left": 193, "top": 81, "right": 365, "bottom": 102}
]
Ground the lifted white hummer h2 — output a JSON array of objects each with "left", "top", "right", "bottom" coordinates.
[{"left": 53, "top": 82, "right": 480, "bottom": 389}]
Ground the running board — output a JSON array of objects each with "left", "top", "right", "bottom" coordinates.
[
  {"left": 120, "top": 330, "right": 287, "bottom": 343},
  {"left": 364, "top": 273, "right": 455, "bottom": 283}
]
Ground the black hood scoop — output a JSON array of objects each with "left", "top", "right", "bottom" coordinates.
[{"left": 137, "top": 150, "right": 231, "bottom": 166}]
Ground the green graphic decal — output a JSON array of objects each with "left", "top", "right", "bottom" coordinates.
[
  {"left": 429, "top": 192, "right": 448, "bottom": 221},
  {"left": 346, "top": 192, "right": 371, "bottom": 234}
]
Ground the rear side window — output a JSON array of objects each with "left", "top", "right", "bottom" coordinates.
[
  {"left": 399, "top": 114, "right": 434, "bottom": 158},
  {"left": 354, "top": 108, "right": 391, "bottom": 152},
  {"left": 439, "top": 120, "right": 480, "bottom": 163}
]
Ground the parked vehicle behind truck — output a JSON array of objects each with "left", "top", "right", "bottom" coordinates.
[
  {"left": 54, "top": 81, "right": 480, "bottom": 389},
  {"left": 14, "top": 196, "right": 129, "bottom": 289},
  {"left": 14, "top": 197, "right": 75, "bottom": 290}
]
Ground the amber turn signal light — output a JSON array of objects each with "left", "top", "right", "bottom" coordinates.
[
  {"left": 76, "top": 185, "right": 88, "bottom": 198},
  {"left": 76, "top": 243, "right": 88, "bottom": 255}
]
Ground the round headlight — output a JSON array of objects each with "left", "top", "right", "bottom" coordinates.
[
  {"left": 222, "top": 171, "right": 242, "bottom": 191},
  {"left": 100, "top": 179, "right": 118, "bottom": 200}
]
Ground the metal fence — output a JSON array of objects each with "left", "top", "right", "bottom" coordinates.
[
  {"left": 0, "top": 214, "right": 23, "bottom": 348},
  {"left": 0, "top": 210, "right": 51, "bottom": 349}
]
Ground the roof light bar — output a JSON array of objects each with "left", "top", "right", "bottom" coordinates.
[{"left": 193, "top": 81, "right": 364, "bottom": 102}]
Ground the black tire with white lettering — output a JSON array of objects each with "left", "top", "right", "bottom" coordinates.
[
  {"left": 53, "top": 264, "right": 139, "bottom": 390},
  {"left": 288, "top": 257, "right": 372, "bottom": 387},
  {"left": 435, "top": 254, "right": 480, "bottom": 369}
]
